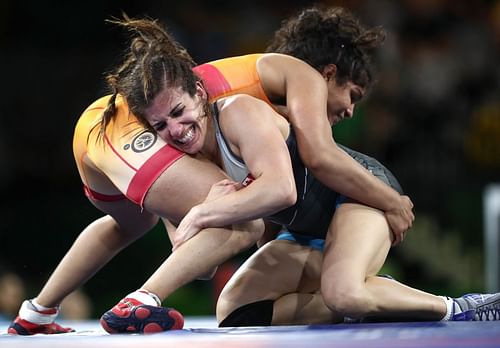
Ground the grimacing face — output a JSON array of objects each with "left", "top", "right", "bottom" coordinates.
[
  {"left": 325, "top": 79, "right": 365, "bottom": 126},
  {"left": 321, "top": 64, "right": 365, "bottom": 126},
  {"left": 144, "top": 82, "right": 209, "bottom": 155}
]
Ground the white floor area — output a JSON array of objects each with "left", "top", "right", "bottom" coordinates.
[{"left": 0, "top": 316, "right": 218, "bottom": 335}]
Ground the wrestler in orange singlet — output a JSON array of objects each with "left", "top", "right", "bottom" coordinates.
[{"left": 74, "top": 54, "right": 270, "bottom": 206}]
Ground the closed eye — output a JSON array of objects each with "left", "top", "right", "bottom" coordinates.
[
  {"left": 171, "top": 105, "right": 185, "bottom": 118},
  {"left": 351, "top": 92, "right": 363, "bottom": 104},
  {"left": 153, "top": 121, "right": 166, "bottom": 131}
]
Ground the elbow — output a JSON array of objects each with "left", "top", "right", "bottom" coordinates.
[
  {"left": 302, "top": 154, "right": 323, "bottom": 174},
  {"left": 301, "top": 143, "right": 341, "bottom": 175},
  {"left": 285, "top": 184, "right": 297, "bottom": 207}
]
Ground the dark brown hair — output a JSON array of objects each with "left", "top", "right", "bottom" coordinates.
[
  {"left": 97, "top": 16, "right": 199, "bottom": 140},
  {"left": 266, "top": 6, "right": 385, "bottom": 89}
]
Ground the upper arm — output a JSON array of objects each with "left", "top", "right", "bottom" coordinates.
[
  {"left": 257, "top": 54, "right": 338, "bottom": 165},
  {"left": 220, "top": 95, "right": 293, "bottom": 182}
]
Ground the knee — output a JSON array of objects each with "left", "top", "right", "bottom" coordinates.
[
  {"left": 321, "top": 283, "right": 368, "bottom": 318},
  {"left": 234, "top": 220, "right": 265, "bottom": 250},
  {"left": 216, "top": 278, "right": 248, "bottom": 322},
  {"left": 216, "top": 272, "right": 256, "bottom": 323},
  {"left": 216, "top": 294, "right": 235, "bottom": 323}
]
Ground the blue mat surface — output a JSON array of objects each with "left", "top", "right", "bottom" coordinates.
[{"left": 1, "top": 318, "right": 500, "bottom": 348}]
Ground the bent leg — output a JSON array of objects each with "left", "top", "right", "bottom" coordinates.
[
  {"left": 321, "top": 203, "right": 446, "bottom": 320},
  {"left": 137, "top": 156, "right": 264, "bottom": 301},
  {"left": 217, "top": 240, "right": 342, "bottom": 325},
  {"left": 35, "top": 155, "right": 237, "bottom": 309},
  {"left": 273, "top": 292, "right": 342, "bottom": 325},
  {"left": 141, "top": 221, "right": 263, "bottom": 301},
  {"left": 36, "top": 199, "right": 158, "bottom": 308}
]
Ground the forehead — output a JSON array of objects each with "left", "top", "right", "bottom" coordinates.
[
  {"left": 155, "top": 86, "right": 185, "bottom": 106},
  {"left": 344, "top": 80, "right": 365, "bottom": 94},
  {"left": 330, "top": 80, "right": 366, "bottom": 95},
  {"left": 145, "top": 86, "right": 186, "bottom": 118}
]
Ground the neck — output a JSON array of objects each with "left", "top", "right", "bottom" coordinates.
[{"left": 199, "top": 104, "right": 222, "bottom": 167}]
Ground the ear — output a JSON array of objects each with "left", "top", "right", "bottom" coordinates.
[
  {"left": 195, "top": 81, "right": 208, "bottom": 100},
  {"left": 322, "top": 64, "right": 337, "bottom": 82}
]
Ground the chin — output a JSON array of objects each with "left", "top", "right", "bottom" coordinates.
[{"left": 183, "top": 143, "right": 202, "bottom": 155}]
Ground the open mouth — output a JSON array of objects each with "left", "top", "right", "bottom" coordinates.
[{"left": 174, "top": 126, "right": 195, "bottom": 146}]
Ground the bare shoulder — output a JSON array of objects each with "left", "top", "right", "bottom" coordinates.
[
  {"left": 218, "top": 94, "right": 270, "bottom": 122},
  {"left": 216, "top": 95, "right": 289, "bottom": 142},
  {"left": 256, "top": 53, "right": 324, "bottom": 100},
  {"left": 258, "top": 52, "right": 302, "bottom": 66},
  {"left": 258, "top": 53, "right": 318, "bottom": 74}
]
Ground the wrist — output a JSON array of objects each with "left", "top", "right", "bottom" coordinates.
[
  {"left": 385, "top": 191, "right": 403, "bottom": 212},
  {"left": 191, "top": 204, "right": 209, "bottom": 229}
]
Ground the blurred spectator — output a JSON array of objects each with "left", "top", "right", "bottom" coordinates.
[
  {"left": 0, "top": 271, "right": 25, "bottom": 321},
  {"left": 60, "top": 289, "right": 93, "bottom": 320}
]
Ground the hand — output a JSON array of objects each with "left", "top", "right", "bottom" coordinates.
[
  {"left": 172, "top": 205, "right": 204, "bottom": 251},
  {"left": 385, "top": 195, "right": 415, "bottom": 246},
  {"left": 205, "top": 179, "right": 241, "bottom": 202},
  {"left": 172, "top": 180, "right": 241, "bottom": 250}
]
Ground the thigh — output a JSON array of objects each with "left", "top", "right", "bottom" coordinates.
[
  {"left": 144, "top": 156, "right": 228, "bottom": 223},
  {"left": 338, "top": 144, "right": 404, "bottom": 194},
  {"left": 218, "top": 240, "right": 322, "bottom": 314},
  {"left": 90, "top": 198, "right": 158, "bottom": 238},
  {"left": 321, "top": 203, "right": 392, "bottom": 290}
]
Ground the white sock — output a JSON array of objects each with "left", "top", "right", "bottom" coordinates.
[
  {"left": 19, "top": 299, "right": 58, "bottom": 324},
  {"left": 31, "top": 298, "right": 56, "bottom": 312},
  {"left": 125, "top": 289, "right": 161, "bottom": 306},
  {"left": 440, "top": 296, "right": 455, "bottom": 321}
]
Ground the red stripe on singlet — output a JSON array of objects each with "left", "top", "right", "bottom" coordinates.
[
  {"left": 126, "top": 144, "right": 185, "bottom": 206},
  {"left": 83, "top": 185, "right": 126, "bottom": 202},
  {"left": 193, "top": 64, "right": 231, "bottom": 97}
]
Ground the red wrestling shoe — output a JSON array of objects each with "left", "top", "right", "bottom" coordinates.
[
  {"left": 100, "top": 295, "right": 184, "bottom": 334},
  {"left": 8, "top": 300, "right": 74, "bottom": 335},
  {"left": 8, "top": 316, "right": 74, "bottom": 335}
]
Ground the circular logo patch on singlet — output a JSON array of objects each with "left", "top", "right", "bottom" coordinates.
[{"left": 131, "top": 131, "right": 157, "bottom": 153}]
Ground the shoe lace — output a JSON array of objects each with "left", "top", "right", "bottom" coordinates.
[
  {"left": 117, "top": 297, "right": 142, "bottom": 308},
  {"left": 476, "top": 301, "right": 500, "bottom": 320}
]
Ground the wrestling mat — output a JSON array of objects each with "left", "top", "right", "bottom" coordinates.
[{"left": 2, "top": 317, "right": 500, "bottom": 348}]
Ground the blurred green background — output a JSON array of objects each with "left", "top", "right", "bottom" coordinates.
[{"left": 0, "top": 0, "right": 499, "bottom": 319}]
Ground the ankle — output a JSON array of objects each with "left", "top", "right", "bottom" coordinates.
[
  {"left": 19, "top": 299, "right": 58, "bottom": 324},
  {"left": 440, "top": 296, "right": 456, "bottom": 321},
  {"left": 124, "top": 289, "right": 161, "bottom": 306},
  {"left": 31, "top": 298, "right": 58, "bottom": 312}
]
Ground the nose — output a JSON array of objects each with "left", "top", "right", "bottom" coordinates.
[
  {"left": 345, "top": 104, "right": 355, "bottom": 118},
  {"left": 167, "top": 119, "right": 184, "bottom": 138}
]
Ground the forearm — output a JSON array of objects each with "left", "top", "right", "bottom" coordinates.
[
  {"left": 308, "top": 143, "right": 401, "bottom": 211},
  {"left": 195, "top": 177, "right": 296, "bottom": 229}
]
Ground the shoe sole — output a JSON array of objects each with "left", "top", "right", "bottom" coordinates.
[{"left": 100, "top": 305, "right": 184, "bottom": 334}]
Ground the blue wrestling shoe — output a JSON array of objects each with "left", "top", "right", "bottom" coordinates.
[
  {"left": 100, "top": 297, "right": 184, "bottom": 334},
  {"left": 451, "top": 293, "right": 500, "bottom": 321}
]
